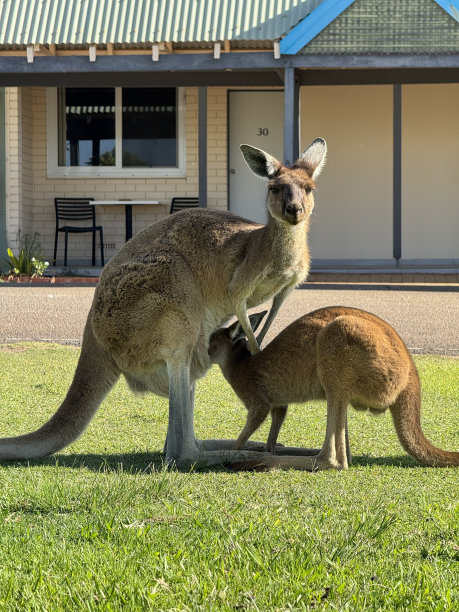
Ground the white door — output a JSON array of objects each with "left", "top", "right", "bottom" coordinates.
[{"left": 229, "top": 91, "right": 283, "bottom": 224}]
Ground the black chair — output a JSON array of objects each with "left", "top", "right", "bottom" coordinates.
[
  {"left": 53, "top": 197, "right": 104, "bottom": 266},
  {"left": 169, "top": 197, "right": 200, "bottom": 214}
]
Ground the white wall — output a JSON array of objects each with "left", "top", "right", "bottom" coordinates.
[
  {"left": 401, "top": 83, "right": 459, "bottom": 259},
  {"left": 300, "top": 85, "right": 393, "bottom": 260}
]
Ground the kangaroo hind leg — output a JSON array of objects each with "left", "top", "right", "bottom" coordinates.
[
  {"left": 316, "top": 392, "right": 350, "bottom": 470},
  {"left": 232, "top": 400, "right": 271, "bottom": 451}
]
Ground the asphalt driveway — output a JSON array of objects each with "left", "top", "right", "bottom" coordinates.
[{"left": 0, "top": 282, "right": 458, "bottom": 356}]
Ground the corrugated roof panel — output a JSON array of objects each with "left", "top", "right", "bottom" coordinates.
[{"left": 0, "top": 0, "right": 320, "bottom": 45}]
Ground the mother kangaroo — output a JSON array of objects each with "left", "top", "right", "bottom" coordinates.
[{"left": 0, "top": 138, "right": 327, "bottom": 467}]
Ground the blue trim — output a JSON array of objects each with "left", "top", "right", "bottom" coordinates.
[
  {"left": 280, "top": 0, "right": 355, "bottom": 55},
  {"left": 434, "top": 0, "right": 459, "bottom": 22}
]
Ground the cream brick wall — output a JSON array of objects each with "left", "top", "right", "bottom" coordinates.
[{"left": 6, "top": 86, "right": 230, "bottom": 265}]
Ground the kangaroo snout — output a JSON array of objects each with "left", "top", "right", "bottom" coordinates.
[
  {"left": 283, "top": 202, "right": 305, "bottom": 225},
  {"left": 284, "top": 203, "right": 304, "bottom": 225},
  {"left": 285, "top": 204, "right": 303, "bottom": 216}
]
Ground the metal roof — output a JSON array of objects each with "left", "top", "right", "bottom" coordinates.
[{"left": 0, "top": 0, "right": 323, "bottom": 46}]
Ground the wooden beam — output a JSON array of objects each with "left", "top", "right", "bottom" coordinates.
[
  {"left": 36, "top": 44, "right": 51, "bottom": 56},
  {"left": 2, "top": 51, "right": 459, "bottom": 82},
  {"left": 224, "top": 40, "right": 231, "bottom": 53},
  {"left": 393, "top": 84, "right": 402, "bottom": 261},
  {"left": 107, "top": 43, "right": 115, "bottom": 55},
  {"left": 198, "top": 87, "right": 207, "bottom": 208},
  {"left": 49, "top": 44, "right": 57, "bottom": 56},
  {"left": 0, "top": 88, "right": 7, "bottom": 273},
  {"left": 165, "top": 42, "right": 173, "bottom": 54},
  {"left": 283, "top": 67, "right": 299, "bottom": 166}
]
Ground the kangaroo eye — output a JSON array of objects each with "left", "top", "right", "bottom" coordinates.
[
  {"left": 269, "top": 186, "right": 280, "bottom": 194},
  {"left": 305, "top": 187, "right": 312, "bottom": 195}
]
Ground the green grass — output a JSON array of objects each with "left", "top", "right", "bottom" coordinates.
[{"left": 0, "top": 344, "right": 457, "bottom": 610}]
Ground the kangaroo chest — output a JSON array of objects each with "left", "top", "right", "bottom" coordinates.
[{"left": 249, "top": 251, "right": 309, "bottom": 306}]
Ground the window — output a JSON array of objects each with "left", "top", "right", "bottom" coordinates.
[
  {"left": 58, "top": 88, "right": 116, "bottom": 167},
  {"left": 47, "top": 87, "right": 185, "bottom": 177}
]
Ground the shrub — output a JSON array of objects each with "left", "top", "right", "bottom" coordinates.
[{"left": 4, "top": 230, "right": 49, "bottom": 278}]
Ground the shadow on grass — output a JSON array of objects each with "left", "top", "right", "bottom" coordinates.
[
  {"left": 0, "top": 451, "right": 422, "bottom": 472},
  {"left": 2, "top": 452, "right": 166, "bottom": 473}
]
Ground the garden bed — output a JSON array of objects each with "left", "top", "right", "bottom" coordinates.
[{"left": 0, "top": 275, "right": 99, "bottom": 285}]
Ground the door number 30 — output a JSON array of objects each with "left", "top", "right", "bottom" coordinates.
[{"left": 257, "top": 128, "right": 269, "bottom": 136}]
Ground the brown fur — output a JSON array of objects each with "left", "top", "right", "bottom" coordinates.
[
  {"left": 208, "top": 306, "right": 459, "bottom": 470},
  {"left": 0, "top": 140, "right": 327, "bottom": 467}
]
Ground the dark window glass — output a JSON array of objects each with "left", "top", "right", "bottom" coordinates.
[
  {"left": 58, "top": 88, "right": 115, "bottom": 166},
  {"left": 122, "top": 88, "right": 177, "bottom": 167}
]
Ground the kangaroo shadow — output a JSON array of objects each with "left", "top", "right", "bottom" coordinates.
[{"left": 0, "top": 451, "right": 423, "bottom": 472}]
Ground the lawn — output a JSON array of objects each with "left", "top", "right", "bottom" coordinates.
[{"left": 0, "top": 344, "right": 457, "bottom": 610}]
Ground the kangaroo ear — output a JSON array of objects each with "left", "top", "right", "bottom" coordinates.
[
  {"left": 228, "top": 310, "right": 267, "bottom": 342},
  {"left": 240, "top": 144, "right": 282, "bottom": 179},
  {"left": 297, "top": 138, "right": 327, "bottom": 180},
  {"left": 248, "top": 310, "right": 267, "bottom": 333}
]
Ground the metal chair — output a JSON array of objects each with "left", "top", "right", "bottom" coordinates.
[
  {"left": 169, "top": 197, "right": 200, "bottom": 214},
  {"left": 53, "top": 197, "right": 105, "bottom": 266}
]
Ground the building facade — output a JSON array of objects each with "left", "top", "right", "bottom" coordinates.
[{"left": 0, "top": 0, "right": 458, "bottom": 270}]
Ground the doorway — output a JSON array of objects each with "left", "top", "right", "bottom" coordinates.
[{"left": 228, "top": 91, "right": 283, "bottom": 224}]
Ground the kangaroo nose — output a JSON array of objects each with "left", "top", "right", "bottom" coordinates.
[{"left": 286, "top": 204, "right": 302, "bottom": 216}]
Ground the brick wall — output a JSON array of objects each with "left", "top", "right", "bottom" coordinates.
[
  {"left": 207, "top": 88, "right": 228, "bottom": 209},
  {"left": 6, "top": 86, "right": 229, "bottom": 265}
]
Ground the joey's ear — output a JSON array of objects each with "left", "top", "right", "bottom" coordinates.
[
  {"left": 240, "top": 144, "right": 282, "bottom": 179},
  {"left": 227, "top": 320, "right": 243, "bottom": 341},
  {"left": 297, "top": 138, "right": 327, "bottom": 180}
]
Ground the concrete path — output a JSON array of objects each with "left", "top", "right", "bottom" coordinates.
[{"left": 0, "top": 280, "right": 457, "bottom": 355}]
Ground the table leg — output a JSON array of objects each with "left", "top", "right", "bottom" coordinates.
[{"left": 125, "top": 204, "right": 133, "bottom": 242}]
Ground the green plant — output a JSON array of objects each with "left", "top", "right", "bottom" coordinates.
[{"left": 4, "top": 230, "right": 49, "bottom": 278}]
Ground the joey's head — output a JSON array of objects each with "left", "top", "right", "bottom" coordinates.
[
  {"left": 240, "top": 138, "right": 327, "bottom": 226},
  {"left": 208, "top": 328, "right": 249, "bottom": 367},
  {"left": 208, "top": 311, "right": 267, "bottom": 367}
]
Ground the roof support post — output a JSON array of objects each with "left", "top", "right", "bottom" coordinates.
[
  {"left": 393, "top": 84, "right": 402, "bottom": 262},
  {"left": 198, "top": 87, "right": 207, "bottom": 208},
  {"left": 283, "top": 66, "right": 299, "bottom": 166},
  {"left": 0, "top": 88, "right": 7, "bottom": 272}
]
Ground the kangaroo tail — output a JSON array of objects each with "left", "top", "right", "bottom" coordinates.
[
  {"left": 0, "top": 320, "right": 120, "bottom": 460},
  {"left": 390, "top": 369, "right": 459, "bottom": 467}
]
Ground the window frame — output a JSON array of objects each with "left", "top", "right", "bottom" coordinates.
[{"left": 46, "top": 87, "right": 186, "bottom": 178}]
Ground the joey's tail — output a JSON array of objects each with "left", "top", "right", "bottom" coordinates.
[
  {"left": 390, "top": 370, "right": 459, "bottom": 467},
  {"left": 0, "top": 320, "right": 120, "bottom": 460}
]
